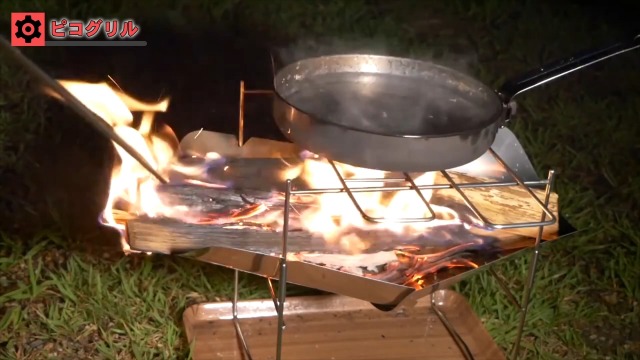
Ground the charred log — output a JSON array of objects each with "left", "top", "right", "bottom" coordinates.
[
  {"left": 126, "top": 216, "right": 490, "bottom": 255},
  {"left": 160, "top": 159, "right": 559, "bottom": 239},
  {"left": 127, "top": 172, "right": 557, "bottom": 255}
]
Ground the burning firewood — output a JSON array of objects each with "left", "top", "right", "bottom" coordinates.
[
  {"left": 162, "top": 159, "right": 558, "bottom": 240},
  {"left": 125, "top": 167, "right": 559, "bottom": 256},
  {"left": 165, "top": 158, "right": 559, "bottom": 239},
  {"left": 127, "top": 214, "right": 497, "bottom": 254},
  {"left": 126, "top": 208, "right": 504, "bottom": 282}
]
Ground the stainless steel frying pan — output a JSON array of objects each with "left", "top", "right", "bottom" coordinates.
[{"left": 273, "top": 34, "right": 640, "bottom": 172}]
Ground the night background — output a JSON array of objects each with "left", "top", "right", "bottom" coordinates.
[{"left": 0, "top": 0, "right": 639, "bottom": 358}]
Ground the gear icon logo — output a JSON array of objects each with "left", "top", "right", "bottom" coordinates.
[
  {"left": 15, "top": 15, "right": 42, "bottom": 43},
  {"left": 10, "top": 12, "right": 46, "bottom": 47}
]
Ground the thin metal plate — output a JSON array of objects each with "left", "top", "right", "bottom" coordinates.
[{"left": 183, "top": 290, "right": 505, "bottom": 360}]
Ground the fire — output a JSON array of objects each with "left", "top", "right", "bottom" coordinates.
[
  {"left": 45, "top": 79, "right": 483, "bottom": 288},
  {"left": 49, "top": 80, "right": 464, "bottom": 260},
  {"left": 49, "top": 80, "right": 285, "bottom": 253},
  {"left": 283, "top": 157, "right": 462, "bottom": 253},
  {"left": 366, "top": 243, "right": 480, "bottom": 289},
  {"left": 49, "top": 80, "right": 186, "bottom": 252}
]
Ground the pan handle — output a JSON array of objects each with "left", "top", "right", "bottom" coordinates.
[{"left": 498, "top": 33, "right": 640, "bottom": 101}]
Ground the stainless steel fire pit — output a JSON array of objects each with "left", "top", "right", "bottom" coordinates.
[
  {"left": 124, "top": 81, "right": 577, "bottom": 360},
  {"left": 126, "top": 142, "right": 564, "bottom": 306},
  {"left": 0, "top": 34, "right": 578, "bottom": 360}
]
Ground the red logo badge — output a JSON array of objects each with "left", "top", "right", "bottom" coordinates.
[{"left": 11, "top": 12, "right": 46, "bottom": 47}]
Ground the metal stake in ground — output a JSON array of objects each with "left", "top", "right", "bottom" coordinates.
[{"left": 0, "top": 35, "right": 168, "bottom": 184}]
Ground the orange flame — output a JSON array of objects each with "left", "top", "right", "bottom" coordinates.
[
  {"left": 50, "top": 80, "right": 463, "bottom": 256},
  {"left": 274, "top": 158, "right": 462, "bottom": 253},
  {"left": 51, "top": 80, "right": 188, "bottom": 253}
]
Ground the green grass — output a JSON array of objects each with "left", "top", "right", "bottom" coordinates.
[
  {"left": 1, "top": 0, "right": 639, "bottom": 359},
  {"left": 0, "top": 234, "right": 274, "bottom": 359}
]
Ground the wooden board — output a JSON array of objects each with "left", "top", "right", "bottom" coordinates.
[
  {"left": 127, "top": 217, "right": 498, "bottom": 255},
  {"left": 167, "top": 158, "right": 559, "bottom": 240},
  {"left": 183, "top": 290, "right": 505, "bottom": 360},
  {"left": 184, "top": 158, "right": 558, "bottom": 240},
  {"left": 126, "top": 173, "right": 559, "bottom": 255}
]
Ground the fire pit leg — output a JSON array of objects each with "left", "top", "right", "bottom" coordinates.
[
  {"left": 223, "top": 179, "right": 299, "bottom": 360},
  {"left": 430, "top": 286, "right": 475, "bottom": 360},
  {"left": 232, "top": 269, "right": 254, "bottom": 360},
  {"left": 510, "top": 170, "right": 556, "bottom": 359},
  {"left": 274, "top": 179, "right": 293, "bottom": 360}
]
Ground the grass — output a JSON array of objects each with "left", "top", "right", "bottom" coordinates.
[
  {"left": 0, "top": 234, "right": 276, "bottom": 359},
  {"left": 1, "top": 0, "right": 639, "bottom": 359}
]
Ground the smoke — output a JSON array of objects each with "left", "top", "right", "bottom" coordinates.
[
  {"left": 274, "top": 37, "right": 391, "bottom": 67},
  {"left": 273, "top": 36, "right": 478, "bottom": 75}
]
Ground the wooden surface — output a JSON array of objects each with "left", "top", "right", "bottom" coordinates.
[
  {"left": 127, "top": 217, "right": 496, "bottom": 255},
  {"left": 183, "top": 290, "right": 505, "bottom": 360},
  {"left": 431, "top": 171, "right": 558, "bottom": 239}
]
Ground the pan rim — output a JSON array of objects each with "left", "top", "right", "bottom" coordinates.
[{"left": 273, "top": 53, "right": 506, "bottom": 139}]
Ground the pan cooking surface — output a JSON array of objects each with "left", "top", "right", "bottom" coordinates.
[{"left": 283, "top": 72, "right": 501, "bottom": 136}]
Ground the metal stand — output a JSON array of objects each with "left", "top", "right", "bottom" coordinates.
[{"left": 228, "top": 82, "right": 558, "bottom": 360}]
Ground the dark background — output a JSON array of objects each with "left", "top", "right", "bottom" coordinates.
[
  {"left": 1, "top": 1, "right": 639, "bottom": 246},
  {"left": 1, "top": 1, "right": 639, "bottom": 358}
]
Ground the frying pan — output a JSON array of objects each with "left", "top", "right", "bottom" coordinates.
[{"left": 272, "top": 34, "right": 640, "bottom": 172}]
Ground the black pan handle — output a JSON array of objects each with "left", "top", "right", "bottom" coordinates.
[{"left": 498, "top": 33, "right": 640, "bottom": 101}]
